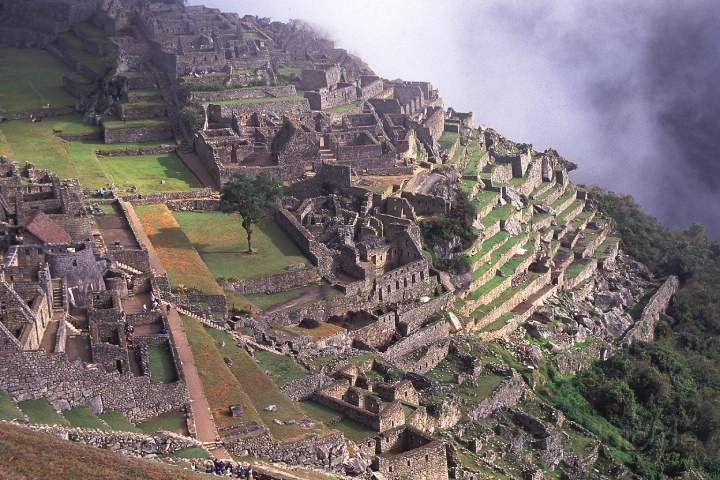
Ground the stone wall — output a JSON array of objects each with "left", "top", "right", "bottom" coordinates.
[
  {"left": 18, "top": 423, "right": 202, "bottom": 457},
  {"left": 562, "top": 260, "right": 598, "bottom": 291},
  {"left": 2, "top": 106, "right": 76, "bottom": 121},
  {"left": 207, "top": 98, "right": 310, "bottom": 123},
  {"left": 384, "top": 320, "right": 450, "bottom": 361},
  {"left": 400, "top": 191, "right": 450, "bottom": 216},
  {"left": 0, "top": 350, "right": 188, "bottom": 422},
  {"left": 103, "top": 124, "right": 173, "bottom": 144},
  {"left": 190, "top": 85, "right": 297, "bottom": 103},
  {"left": 372, "top": 427, "right": 449, "bottom": 480},
  {"left": 396, "top": 292, "right": 452, "bottom": 337},
  {"left": 223, "top": 430, "right": 348, "bottom": 472},
  {"left": 119, "top": 103, "right": 167, "bottom": 121},
  {"left": 220, "top": 267, "right": 320, "bottom": 295},
  {"left": 470, "top": 373, "right": 525, "bottom": 419},
  {"left": 622, "top": 276, "right": 679, "bottom": 344}
]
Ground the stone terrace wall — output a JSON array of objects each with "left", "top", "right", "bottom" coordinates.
[
  {"left": 207, "top": 98, "right": 310, "bottom": 123},
  {"left": 396, "top": 292, "right": 452, "bottom": 337},
  {"left": 221, "top": 267, "right": 321, "bottom": 295},
  {"left": 384, "top": 320, "right": 450, "bottom": 361},
  {"left": 0, "top": 351, "right": 188, "bottom": 422},
  {"left": 190, "top": 85, "right": 297, "bottom": 103},
  {"left": 104, "top": 124, "right": 173, "bottom": 144}
]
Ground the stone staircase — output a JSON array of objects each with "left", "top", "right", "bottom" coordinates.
[
  {"left": 319, "top": 148, "right": 336, "bottom": 162},
  {"left": 51, "top": 279, "right": 64, "bottom": 311},
  {"left": 115, "top": 261, "right": 142, "bottom": 276}
]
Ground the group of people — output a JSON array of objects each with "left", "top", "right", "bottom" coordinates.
[
  {"left": 142, "top": 293, "right": 164, "bottom": 313},
  {"left": 199, "top": 459, "right": 255, "bottom": 478}
]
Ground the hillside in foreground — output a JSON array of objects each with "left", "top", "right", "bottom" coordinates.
[{"left": 0, "top": 422, "right": 205, "bottom": 480}]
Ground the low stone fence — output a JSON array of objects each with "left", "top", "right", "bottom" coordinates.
[
  {"left": 13, "top": 423, "right": 201, "bottom": 457},
  {"left": 221, "top": 267, "right": 321, "bottom": 295},
  {"left": 1, "top": 106, "right": 76, "bottom": 121},
  {"left": 96, "top": 145, "right": 176, "bottom": 156},
  {"left": 123, "top": 188, "right": 216, "bottom": 205}
]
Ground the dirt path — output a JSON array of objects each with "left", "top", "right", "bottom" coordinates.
[{"left": 123, "top": 200, "right": 230, "bottom": 459}]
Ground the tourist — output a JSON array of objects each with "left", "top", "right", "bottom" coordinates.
[{"left": 142, "top": 303, "right": 147, "bottom": 312}]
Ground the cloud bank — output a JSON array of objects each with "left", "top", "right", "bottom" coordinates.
[{"left": 191, "top": 0, "right": 720, "bottom": 237}]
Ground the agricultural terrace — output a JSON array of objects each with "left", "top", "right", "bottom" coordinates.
[
  {"left": 135, "top": 204, "right": 222, "bottom": 295},
  {"left": 0, "top": 115, "right": 200, "bottom": 193},
  {"left": 0, "top": 48, "right": 77, "bottom": 112},
  {"left": 173, "top": 211, "right": 310, "bottom": 280}
]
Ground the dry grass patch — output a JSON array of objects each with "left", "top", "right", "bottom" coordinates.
[
  {"left": 181, "top": 315, "right": 261, "bottom": 430},
  {"left": 202, "top": 327, "right": 326, "bottom": 442},
  {"left": 135, "top": 204, "right": 222, "bottom": 295}
]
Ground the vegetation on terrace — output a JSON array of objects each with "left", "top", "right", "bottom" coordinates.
[
  {"left": 174, "top": 211, "right": 309, "bottom": 280},
  {"left": 0, "top": 115, "right": 199, "bottom": 193},
  {"left": 533, "top": 187, "right": 720, "bottom": 478},
  {"left": 0, "top": 48, "right": 77, "bottom": 112}
]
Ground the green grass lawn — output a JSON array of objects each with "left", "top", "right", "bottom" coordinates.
[
  {"left": 181, "top": 316, "right": 262, "bottom": 430},
  {"left": 172, "top": 447, "right": 210, "bottom": 459},
  {"left": 0, "top": 390, "right": 22, "bottom": 420},
  {"left": 100, "top": 153, "right": 201, "bottom": 194},
  {"left": 300, "top": 401, "right": 375, "bottom": 443},
  {"left": 239, "top": 284, "right": 341, "bottom": 311},
  {"left": 0, "top": 115, "right": 198, "bottom": 193},
  {"left": 137, "top": 412, "right": 188, "bottom": 435},
  {"left": 325, "top": 100, "right": 361, "bottom": 114},
  {"left": 438, "top": 131, "right": 459, "bottom": 151},
  {"left": 63, "top": 406, "right": 110, "bottom": 430},
  {"left": 455, "top": 375, "right": 505, "bottom": 402},
  {"left": 19, "top": 399, "right": 69, "bottom": 426},
  {"left": 253, "top": 350, "right": 308, "bottom": 387},
  {"left": 98, "top": 410, "right": 139, "bottom": 432},
  {"left": 0, "top": 48, "right": 77, "bottom": 112},
  {"left": 173, "top": 212, "right": 310, "bottom": 280},
  {"left": 148, "top": 344, "right": 179, "bottom": 384}
]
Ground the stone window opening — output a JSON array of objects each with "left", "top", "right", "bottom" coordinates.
[
  {"left": 395, "top": 280, "right": 400, "bottom": 290},
  {"left": 72, "top": 259, "right": 78, "bottom": 267},
  {"left": 425, "top": 454, "right": 429, "bottom": 462},
  {"left": 412, "top": 274, "right": 416, "bottom": 284}
]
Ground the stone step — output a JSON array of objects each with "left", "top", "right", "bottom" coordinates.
[{"left": 115, "top": 261, "right": 142, "bottom": 275}]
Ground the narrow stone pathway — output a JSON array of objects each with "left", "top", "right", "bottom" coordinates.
[{"left": 122, "top": 200, "right": 230, "bottom": 459}]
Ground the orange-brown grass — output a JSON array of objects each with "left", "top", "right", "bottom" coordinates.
[
  {"left": 283, "top": 321, "right": 345, "bottom": 340},
  {"left": 0, "top": 422, "right": 206, "bottom": 480},
  {"left": 202, "top": 326, "right": 328, "bottom": 442},
  {"left": 135, "top": 204, "right": 222, "bottom": 295},
  {"left": 181, "top": 315, "right": 261, "bottom": 430}
]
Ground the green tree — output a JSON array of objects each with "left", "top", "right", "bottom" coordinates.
[
  {"left": 219, "top": 173, "right": 284, "bottom": 253},
  {"left": 179, "top": 103, "right": 205, "bottom": 132}
]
